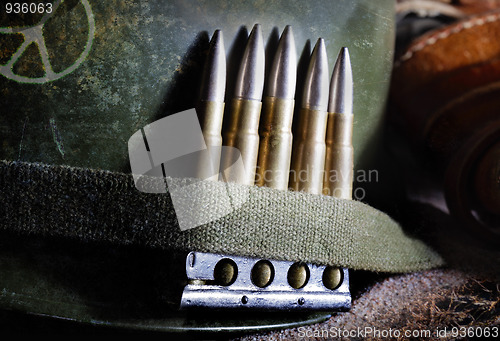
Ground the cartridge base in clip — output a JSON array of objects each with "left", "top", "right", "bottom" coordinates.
[{"left": 180, "top": 252, "right": 351, "bottom": 311}]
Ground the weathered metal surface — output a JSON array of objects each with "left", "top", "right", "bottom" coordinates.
[
  {"left": 180, "top": 252, "right": 350, "bottom": 311},
  {"left": 0, "top": 0, "right": 394, "bottom": 173}
]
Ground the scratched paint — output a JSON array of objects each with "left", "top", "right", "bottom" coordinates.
[
  {"left": 17, "top": 117, "right": 28, "bottom": 159},
  {"left": 49, "top": 118, "right": 65, "bottom": 158},
  {"left": 0, "top": 0, "right": 395, "bottom": 172}
]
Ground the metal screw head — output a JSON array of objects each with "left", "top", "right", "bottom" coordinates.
[{"left": 188, "top": 252, "right": 196, "bottom": 268}]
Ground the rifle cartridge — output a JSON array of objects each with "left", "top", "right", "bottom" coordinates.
[
  {"left": 289, "top": 38, "right": 329, "bottom": 195},
  {"left": 321, "top": 47, "right": 354, "bottom": 290},
  {"left": 196, "top": 30, "right": 226, "bottom": 181},
  {"left": 220, "top": 24, "right": 265, "bottom": 185},
  {"left": 256, "top": 25, "right": 297, "bottom": 190},
  {"left": 323, "top": 47, "right": 354, "bottom": 199}
]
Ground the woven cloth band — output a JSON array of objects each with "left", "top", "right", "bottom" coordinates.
[{"left": 0, "top": 160, "right": 444, "bottom": 272}]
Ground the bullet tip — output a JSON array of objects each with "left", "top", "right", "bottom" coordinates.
[
  {"left": 199, "top": 29, "right": 226, "bottom": 102},
  {"left": 266, "top": 25, "right": 297, "bottom": 99},
  {"left": 251, "top": 23, "right": 262, "bottom": 35},
  {"left": 302, "top": 38, "right": 329, "bottom": 110},
  {"left": 234, "top": 23, "right": 265, "bottom": 101},
  {"left": 329, "top": 47, "right": 353, "bottom": 115},
  {"left": 210, "top": 29, "right": 224, "bottom": 47}
]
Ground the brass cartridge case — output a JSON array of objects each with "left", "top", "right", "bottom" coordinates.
[
  {"left": 196, "top": 100, "right": 225, "bottom": 181},
  {"left": 256, "top": 97, "right": 294, "bottom": 189},
  {"left": 220, "top": 98, "right": 262, "bottom": 185},
  {"left": 289, "top": 107, "right": 328, "bottom": 194},
  {"left": 323, "top": 112, "right": 354, "bottom": 199}
]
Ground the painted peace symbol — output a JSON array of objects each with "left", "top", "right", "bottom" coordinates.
[{"left": 0, "top": 0, "right": 95, "bottom": 84}]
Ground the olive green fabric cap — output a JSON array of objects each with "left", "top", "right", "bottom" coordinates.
[{"left": 0, "top": 160, "right": 444, "bottom": 272}]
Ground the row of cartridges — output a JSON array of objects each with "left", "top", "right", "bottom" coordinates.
[
  {"left": 196, "top": 24, "right": 354, "bottom": 199},
  {"left": 181, "top": 24, "right": 353, "bottom": 310}
]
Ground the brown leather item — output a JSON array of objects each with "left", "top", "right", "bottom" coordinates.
[
  {"left": 392, "top": 9, "right": 500, "bottom": 142},
  {"left": 452, "top": 0, "right": 500, "bottom": 16},
  {"left": 396, "top": 0, "right": 500, "bottom": 18},
  {"left": 390, "top": 8, "right": 500, "bottom": 242}
]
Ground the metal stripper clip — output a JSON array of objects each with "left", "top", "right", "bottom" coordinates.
[{"left": 180, "top": 251, "right": 350, "bottom": 311}]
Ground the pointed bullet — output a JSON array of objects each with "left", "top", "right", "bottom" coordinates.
[
  {"left": 234, "top": 24, "right": 265, "bottom": 101},
  {"left": 266, "top": 25, "right": 297, "bottom": 100},
  {"left": 302, "top": 38, "right": 329, "bottom": 111},
  {"left": 328, "top": 47, "right": 353, "bottom": 115},
  {"left": 199, "top": 29, "right": 226, "bottom": 103}
]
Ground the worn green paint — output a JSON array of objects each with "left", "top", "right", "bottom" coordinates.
[
  {"left": 0, "top": 0, "right": 95, "bottom": 84},
  {"left": 0, "top": 0, "right": 395, "bottom": 174}
]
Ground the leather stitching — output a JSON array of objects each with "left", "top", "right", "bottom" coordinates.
[{"left": 395, "top": 11, "right": 500, "bottom": 67}]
